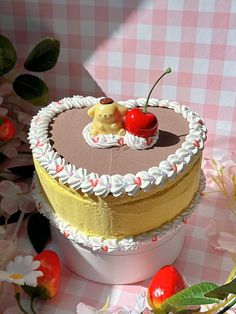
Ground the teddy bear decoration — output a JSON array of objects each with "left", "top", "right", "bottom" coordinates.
[
  {"left": 87, "top": 97, "right": 127, "bottom": 137},
  {"left": 83, "top": 68, "right": 171, "bottom": 150}
]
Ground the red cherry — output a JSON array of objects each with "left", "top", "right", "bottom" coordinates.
[
  {"left": 147, "top": 265, "right": 185, "bottom": 309},
  {"left": 126, "top": 68, "right": 171, "bottom": 139},
  {"left": 0, "top": 116, "right": 16, "bottom": 141},
  {"left": 125, "top": 108, "right": 158, "bottom": 138}
]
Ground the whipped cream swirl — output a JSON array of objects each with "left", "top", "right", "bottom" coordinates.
[
  {"left": 28, "top": 96, "right": 207, "bottom": 197},
  {"left": 32, "top": 171, "right": 206, "bottom": 252},
  {"left": 83, "top": 123, "right": 159, "bottom": 150}
]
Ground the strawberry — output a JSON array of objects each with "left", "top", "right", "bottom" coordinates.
[
  {"left": 23, "top": 250, "right": 61, "bottom": 300},
  {"left": 0, "top": 116, "right": 16, "bottom": 141},
  {"left": 147, "top": 265, "right": 185, "bottom": 309}
]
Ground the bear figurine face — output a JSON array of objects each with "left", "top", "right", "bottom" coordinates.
[{"left": 94, "top": 103, "right": 118, "bottom": 123}]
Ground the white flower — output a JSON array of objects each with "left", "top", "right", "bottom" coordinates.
[
  {"left": 0, "top": 255, "right": 43, "bottom": 287},
  {"left": 0, "top": 180, "right": 35, "bottom": 215}
]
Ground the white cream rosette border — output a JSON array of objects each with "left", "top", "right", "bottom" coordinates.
[
  {"left": 28, "top": 96, "right": 207, "bottom": 197},
  {"left": 32, "top": 171, "right": 205, "bottom": 252}
]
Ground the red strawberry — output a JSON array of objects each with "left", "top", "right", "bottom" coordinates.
[
  {"left": 23, "top": 250, "right": 61, "bottom": 299},
  {"left": 0, "top": 116, "right": 16, "bottom": 141},
  {"left": 147, "top": 265, "right": 185, "bottom": 309}
]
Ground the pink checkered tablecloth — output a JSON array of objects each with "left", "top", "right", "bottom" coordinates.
[
  {"left": 0, "top": 0, "right": 235, "bottom": 159},
  {"left": 0, "top": 0, "right": 236, "bottom": 313}
]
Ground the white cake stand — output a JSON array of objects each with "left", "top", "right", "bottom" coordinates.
[{"left": 50, "top": 223, "right": 185, "bottom": 284}]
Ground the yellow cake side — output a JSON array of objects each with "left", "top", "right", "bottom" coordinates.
[{"left": 34, "top": 155, "right": 202, "bottom": 239}]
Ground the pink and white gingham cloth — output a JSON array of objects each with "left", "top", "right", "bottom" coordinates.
[
  {"left": 0, "top": 1, "right": 235, "bottom": 158},
  {"left": 0, "top": 1, "right": 236, "bottom": 313}
]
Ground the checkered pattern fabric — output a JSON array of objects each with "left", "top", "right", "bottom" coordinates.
[
  {"left": 0, "top": 0, "right": 235, "bottom": 159},
  {"left": 0, "top": 1, "right": 235, "bottom": 312}
]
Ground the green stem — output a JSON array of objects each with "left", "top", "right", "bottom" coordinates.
[
  {"left": 143, "top": 67, "right": 172, "bottom": 113},
  {"left": 30, "top": 296, "right": 37, "bottom": 314},
  {"left": 0, "top": 170, "right": 13, "bottom": 175},
  {"left": 217, "top": 297, "right": 236, "bottom": 313},
  {"left": 15, "top": 292, "right": 29, "bottom": 314},
  {"left": 11, "top": 208, "right": 24, "bottom": 241},
  {"left": 4, "top": 216, "right": 8, "bottom": 230}
]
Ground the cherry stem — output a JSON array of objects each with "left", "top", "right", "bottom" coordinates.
[{"left": 143, "top": 67, "right": 172, "bottom": 113}]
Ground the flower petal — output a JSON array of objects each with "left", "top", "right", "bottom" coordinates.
[
  {"left": 23, "top": 255, "right": 34, "bottom": 266},
  {"left": 18, "top": 197, "right": 35, "bottom": 213},
  {"left": 31, "top": 260, "right": 41, "bottom": 270},
  {"left": 24, "top": 274, "right": 38, "bottom": 287},
  {"left": 17, "top": 182, "right": 29, "bottom": 194},
  {"left": 2, "top": 147, "right": 18, "bottom": 158},
  {"left": 216, "top": 232, "right": 236, "bottom": 254},
  {"left": 0, "top": 180, "right": 20, "bottom": 197},
  {"left": 0, "top": 271, "right": 9, "bottom": 281},
  {"left": 76, "top": 303, "right": 99, "bottom": 313},
  {"left": 0, "top": 239, "right": 17, "bottom": 269},
  {"left": 3, "top": 255, "right": 43, "bottom": 286},
  {"left": 1, "top": 197, "right": 20, "bottom": 216},
  {"left": 3, "top": 306, "right": 21, "bottom": 314}
]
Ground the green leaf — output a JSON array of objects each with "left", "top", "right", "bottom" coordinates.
[
  {"left": 205, "top": 278, "right": 236, "bottom": 300},
  {"left": 13, "top": 74, "right": 49, "bottom": 106},
  {"left": 24, "top": 37, "right": 60, "bottom": 72},
  {"left": 23, "top": 284, "right": 50, "bottom": 300},
  {"left": 165, "top": 282, "right": 219, "bottom": 307},
  {"left": 0, "top": 34, "right": 17, "bottom": 75}
]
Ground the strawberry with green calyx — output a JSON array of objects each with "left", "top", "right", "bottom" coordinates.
[
  {"left": 0, "top": 116, "right": 16, "bottom": 141},
  {"left": 147, "top": 265, "right": 186, "bottom": 309},
  {"left": 23, "top": 250, "right": 61, "bottom": 301},
  {"left": 150, "top": 275, "right": 236, "bottom": 313}
]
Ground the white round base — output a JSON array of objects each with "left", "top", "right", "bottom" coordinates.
[{"left": 51, "top": 224, "right": 186, "bottom": 284}]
